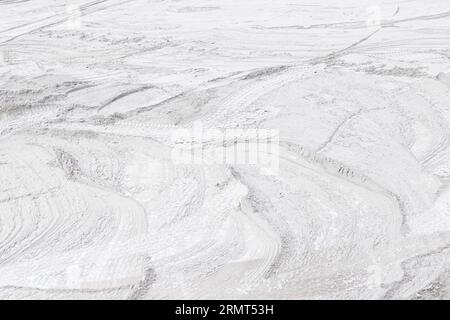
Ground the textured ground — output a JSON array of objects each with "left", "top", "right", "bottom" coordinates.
[{"left": 1, "top": 0, "right": 450, "bottom": 299}]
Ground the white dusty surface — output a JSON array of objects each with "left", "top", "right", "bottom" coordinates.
[{"left": 1, "top": 0, "right": 450, "bottom": 299}]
